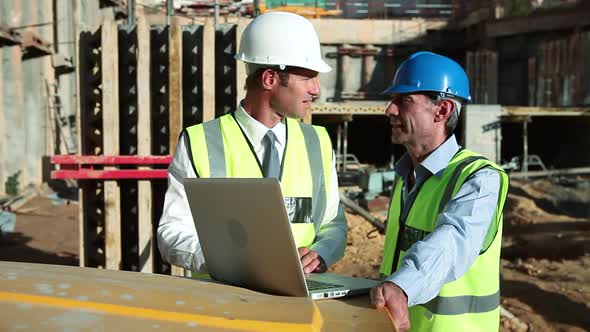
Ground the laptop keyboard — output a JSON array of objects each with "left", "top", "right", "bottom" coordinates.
[{"left": 305, "top": 279, "right": 343, "bottom": 291}]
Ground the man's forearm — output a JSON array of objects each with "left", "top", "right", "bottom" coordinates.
[{"left": 310, "top": 203, "right": 348, "bottom": 267}]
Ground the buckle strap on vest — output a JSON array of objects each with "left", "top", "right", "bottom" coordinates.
[
  {"left": 438, "top": 155, "right": 487, "bottom": 214},
  {"left": 399, "top": 226, "right": 430, "bottom": 252},
  {"left": 422, "top": 290, "right": 500, "bottom": 315},
  {"left": 203, "top": 118, "right": 226, "bottom": 177},
  {"left": 299, "top": 122, "right": 327, "bottom": 232}
]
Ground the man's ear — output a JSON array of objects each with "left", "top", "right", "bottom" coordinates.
[
  {"left": 434, "top": 99, "right": 455, "bottom": 123},
  {"left": 261, "top": 69, "right": 277, "bottom": 90}
]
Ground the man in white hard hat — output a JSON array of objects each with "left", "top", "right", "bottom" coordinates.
[{"left": 157, "top": 12, "right": 347, "bottom": 277}]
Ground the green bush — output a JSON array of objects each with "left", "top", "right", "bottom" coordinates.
[{"left": 5, "top": 170, "right": 21, "bottom": 196}]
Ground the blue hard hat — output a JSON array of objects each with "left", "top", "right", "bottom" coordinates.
[{"left": 383, "top": 51, "right": 471, "bottom": 102}]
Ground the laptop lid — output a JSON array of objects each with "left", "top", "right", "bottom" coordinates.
[
  {"left": 183, "top": 178, "right": 379, "bottom": 299},
  {"left": 184, "top": 178, "right": 309, "bottom": 297}
]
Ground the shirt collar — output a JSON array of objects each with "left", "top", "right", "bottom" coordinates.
[
  {"left": 422, "top": 135, "right": 461, "bottom": 177},
  {"left": 234, "top": 104, "right": 287, "bottom": 148},
  {"left": 394, "top": 135, "right": 461, "bottom": 180}
]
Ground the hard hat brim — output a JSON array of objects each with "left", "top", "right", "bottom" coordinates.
[
  {"left": 235, "top": 56, "right": 332, "bottom": 74},
  {"left": 381, "top": 84, "right": 420, "bottom": 96},
  {"left": 381, "top": 85, "right": 472, "bottom": 103}
]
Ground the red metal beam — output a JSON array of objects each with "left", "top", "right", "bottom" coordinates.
[
  {"left": 51, "top": 155, "right": 172, "bottom": 165},
  {"left": 50, "top": 155, "right": 173, "bottom": 180},
  {"left": 52, "top": 169, "right": 168, "bottom": 180}
]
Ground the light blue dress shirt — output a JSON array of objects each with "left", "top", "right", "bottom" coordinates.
[{"left": 386, "top": 135, "right": 501, "bottom": 306}]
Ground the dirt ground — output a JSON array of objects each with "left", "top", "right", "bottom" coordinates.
[{"left": 1, "top": 178, "right": 589, "bottom": 331}]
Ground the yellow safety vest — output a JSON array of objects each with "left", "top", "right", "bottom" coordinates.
[
  {"left": 185, "top": 112, "right": 333, "bottom": 251},
  {"left": 380, "top": 149, "right": 509, "bottom": 332}
]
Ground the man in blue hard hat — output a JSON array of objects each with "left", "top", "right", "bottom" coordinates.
[{"left": 370, "top": 51, "right": 509, "bottom": 332}]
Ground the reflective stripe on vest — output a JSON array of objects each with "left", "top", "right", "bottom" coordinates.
[
  {"left": 203, "top": 118, "right": 226, "bottom": 177},
  {"left": 300, "top": 123, "right": 327, "bottom": 232},
  {"left": 422, "top": 290, "right": 500, "bottom": 315}
]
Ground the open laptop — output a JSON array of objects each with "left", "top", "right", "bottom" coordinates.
[{"left": 183, "top": 178, "right": 379, "bottom": 300}]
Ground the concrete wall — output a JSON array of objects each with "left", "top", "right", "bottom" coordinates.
[
  {"left": 0, "top": 0, "right": 104, "bottom": 194},
  {"left": 0, "top": 0, "right": 53, "bottom": 194},
  {"left": 463, "top": 104, "right": 503, "bottom": 163}
]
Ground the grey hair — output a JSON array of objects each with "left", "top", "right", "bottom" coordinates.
[
  {"left": 428, "top": 93, "right": 463, "bottom": 135},
  {"left": 445, "top": 99, "right": 462, "bottom": 135}
]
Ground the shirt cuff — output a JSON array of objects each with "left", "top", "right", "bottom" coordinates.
[
  {"left": 310, "top": 242, "right": 337, "bottom": 268},
  {"left": 386, "top": 263, "right": 427, "bottom": 307}
]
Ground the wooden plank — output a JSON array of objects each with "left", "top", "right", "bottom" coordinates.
[
  {"left": 312, "top": 102, "right": 388, "bottom": 115},
  {"left": 75, "top": 28, "right": 85, "bottom": 267},
  {"left": 235, "top": 18, "right": 248, "bottom": 107},
  {"left": 202, "top": 20, "right": 215, "bottom": 121},
  {"left": 489, "top": 52, "right": 498, "bottom": 104},
  {"left": 535, "top": 44, "right": 547, "bottom": 106},
  {"left": 136, "top": 15, "right": 153, "bottom": 273},
  {"left": 466, "top": 51, "right": 474, "bottom": 98},
  {"left": 528, "top": 57, "right": 536, "bottom": 106},
  {"left": 169, "top": 20, "right": 182, "bottom": 154},
  {"left": 170, "top": 19, "right": 186, "bottom": 278},
  {"left": 101, "top": 18, "right": 122, "bottom": 270},
  {"left": 0, "top": 42, "right": 4, "bottom": 195},
  {"left": 170, "top": 263, "right": 185, "bottom": 277},
  {"left": 583, "top": 32, "right": 590, "bottom": 105},
  {"left": 546, "top": 42, "right": 554, "bottom": 106},
  {"left": 575, "top": 32, "right": 590, "bottom": 105},
  {"left": 303, "top": 108, "right": 312, "bottom": 124},
  {"left": 474, "top": 51, "right": 481, "bottom": 103},
  {"left": 502, "top": 106, "right": 590, "bottom": 116}
]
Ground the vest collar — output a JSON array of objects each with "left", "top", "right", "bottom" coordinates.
[{"left": 235, "top": 104, "right": 287, "bottom": 150}]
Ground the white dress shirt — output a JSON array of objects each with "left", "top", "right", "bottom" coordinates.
[{"left": 157, "top": 106, "right": 343, "bottom": 273}]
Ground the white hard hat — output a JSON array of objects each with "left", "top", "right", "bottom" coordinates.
[{"left": 235, "top": 12, "right": 332, "bottom": 73}]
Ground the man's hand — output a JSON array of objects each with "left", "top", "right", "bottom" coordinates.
[
  {"left": 370, "top": 281, "right": 410, "bottom": 332},
  {"left": 298, "top": 247, "right": 327, "bottom": 274}
]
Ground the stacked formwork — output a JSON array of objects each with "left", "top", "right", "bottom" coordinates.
[
  {"left": 466, "top": 50, "right": 498, "bottom": 104},
  {"left": 215, "top": 25, "right": 238, "bottom": 118},
  {"left": 531, "top": 31, "right": 590, "bottom": 107},
  {"left": 76, "top": 17, "right": 238, "bottom": 275}
]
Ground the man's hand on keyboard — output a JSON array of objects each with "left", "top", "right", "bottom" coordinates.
[{"left": 298, "top": 247, "right": 327, "bottom": 274}]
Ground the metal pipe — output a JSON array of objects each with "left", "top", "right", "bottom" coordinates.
[
  {"left": 214, "top": 0, "right": 220, "bottom": 28},
  {"left": 343, "top": 120, "right": 348, "bottom": 172},
  {"left": 522, "top": 117, "right": 529, "bottom": 178},
  {"left": 339, "top": 193, "right": 385, "bottom": 233},
  {"left": 510, "top": 166, "right": 590, "bottom": 179},
  {"left": 166, "top": 0, "right": 174, "bottom": 26},
  {"left": 253, "top": 0, "right": 260, "bottom": 16},
  {"left": 128, "top": 0, "right": 136, "bottom": 26},
  {"left": 336, "top": 124, "right": 342, "bottom": 172}
]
